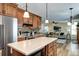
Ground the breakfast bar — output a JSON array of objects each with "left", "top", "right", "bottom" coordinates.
[{"left": 7, "top": 37, "right": 57, "bottom": 56}]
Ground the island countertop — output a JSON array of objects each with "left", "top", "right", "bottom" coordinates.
[{"left": 7, "top": 37, "right": 57, "bottom": 56}]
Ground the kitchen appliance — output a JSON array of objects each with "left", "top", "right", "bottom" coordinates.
[{"left": 0, "top": 15, "right": 17, "bottom": 56}]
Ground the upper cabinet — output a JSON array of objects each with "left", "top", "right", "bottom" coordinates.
[
  {"left": 32, "top": 14, "right": 41, "bottom": 29},
  {"left": 29, "top": 13, "right": 33, "bottom": 24},
  {"left": 16, "top": 8, "right": 24, "bottom": 26},
  {"left": 0, "top": 3, "right": 41, "bottom": 29},
  {"left": 33, "top": 15, "right": 38, "bottom": 28},
  {"left": 3, "top": 3, "right": 17, "bottom": 17},
  {"left": 23, "top": 12, "right": 41, "bottom": 29},
  {"left": 37, "top": 16, "right": 41, "bottom": 28},
  {"left": 0, "top": 4, "right": 3, "bottom": 14}
]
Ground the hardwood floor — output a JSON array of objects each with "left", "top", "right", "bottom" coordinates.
[{"left": 57, "top": 42, "right": 79, "bottom": 56}]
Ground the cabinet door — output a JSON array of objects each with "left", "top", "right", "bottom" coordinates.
[
  {"left": 10, "top": 5, "right": 17, "bottom": 17},
  {"left": 41, "top": 41, "right": 57, "bottom": 56},
  {"left": 17, "top": 8, "right": 24, "bottom": 26},
  {"left": 3, "top": 4, "right": 8, "bottom": 15},
  {"left": 37, "top": 16, "right": 41, "bottom": 28},
  {"left": 33, "top": 16, "right": 38, "bottom": 28},
  {"left": 3, "top": 3, "right": 17, "bottom": 17},
  {"left": 0, "top": 4, "right": 3, "bottom": 14},
  {"left": 29, "top": 13, "right": 33, "bottom": 24}
]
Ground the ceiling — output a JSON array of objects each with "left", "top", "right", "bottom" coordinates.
[{"left": 18, "top": 3, "right": 79, "bottom": 21}]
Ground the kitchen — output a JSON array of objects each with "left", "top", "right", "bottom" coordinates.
[
  {"left": 1, "top": 1, "right": 79, "bottom": 59},
  {"left": 0, "top": 3, "right": 58, "bottom": 56}
]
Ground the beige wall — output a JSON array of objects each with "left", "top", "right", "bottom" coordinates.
[{"left": 48, "top": 22, "right": 68, "bottom": 35}]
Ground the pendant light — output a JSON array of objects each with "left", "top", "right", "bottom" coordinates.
[
  {"left": 68, "top": 8, "right": 73, "bottom": 25},
  {"left": 45, "top": 3, "right": 49, "bottom": 23},
  {"left": 23, "top": 3, "right": 30, "bottom": 18},
  {"left": 69, "top": 8, "right": 73, "bottom": 23}
]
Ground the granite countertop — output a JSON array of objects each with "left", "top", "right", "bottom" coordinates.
[{"left": 7, "top": 37, "right": 57, "bottom": 56}]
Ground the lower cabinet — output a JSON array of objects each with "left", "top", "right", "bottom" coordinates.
[{"left": 41, "top": 41, "right": 57, "bottom": 56}]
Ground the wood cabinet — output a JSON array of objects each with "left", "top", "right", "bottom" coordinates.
[
  {"left": 0, "top": 3, "right": 41, "bottom": 29},
  {"left": 41, "top": 40, "right": 57, "bottom": 56},
  {"left": 23, "top": 12, "right": 41, "bottom": 29},
  {"left": 32, "top": 15, "right": 41, "bottom": 29},
  {"left": 3, "top": 3, "right": 17, "bottom": 17},
  {"left": 16, "top": 8, "right": 24, "bottom": 26},
  {"left": 0, "top": 3, "right": 3, "bottom": 15},
  {"left": 37, "top": 16, "right": 41, "bottom": 28},
  {"left": 33, "top": 15, "right": 38, "bottom": 28},
  {"left": 27, "top": 13, "right": 33, "bottom": 24}
]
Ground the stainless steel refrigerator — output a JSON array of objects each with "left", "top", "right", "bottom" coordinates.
[{"left": 0, "top": 15, "right": 17, "bottom": 56}]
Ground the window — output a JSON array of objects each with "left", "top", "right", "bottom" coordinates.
[
  {"left": 44, "top": 26, "right": 48, "bottom": 33},
  {"left": 71, "top": 22, "right": 77, "bottom": 35}
]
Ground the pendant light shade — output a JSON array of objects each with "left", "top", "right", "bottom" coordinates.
[
  {"left": 45, "top": 19, "right": 49, "bottom": 23},
  {"left": 24, "top": 12, "right": 30, "bottom": 18},
  {"left": 23, "top": 3, "right": 30, "bottom": 18},
  {"left": 45, "top": 3, "right": 49, "bottom": 23}
]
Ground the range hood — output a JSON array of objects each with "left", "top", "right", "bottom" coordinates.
[{"left": 23, "top": 23, "right": 33, "bottom": 26}]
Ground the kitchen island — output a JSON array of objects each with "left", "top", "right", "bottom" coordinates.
[{"left": 7, "top": 37, "right": 57, "bottom": 56}]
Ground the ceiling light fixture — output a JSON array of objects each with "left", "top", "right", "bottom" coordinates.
[
  {"left": 67, "top": 8, "right": 73, "bottom": 26},
  {"left": 69, "top": 8, "right": 73, "bottom": 23},
  {"left": 45, "top": 3, "right": 49, "bottom": 23},
  {"left": 23, "top": 3, "right": 30, "bottom": 18}
]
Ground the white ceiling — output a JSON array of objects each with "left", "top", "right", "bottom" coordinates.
[{"left": 18, "top": 3, "right": 79, "bottom": 21}]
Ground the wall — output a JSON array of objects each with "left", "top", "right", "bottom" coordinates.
[
  {"left": 57, "top": 22, "right": 68, "bottom": 35},
  {"left": 48, "top": 22, "right": 68, "bottom": 35}
]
